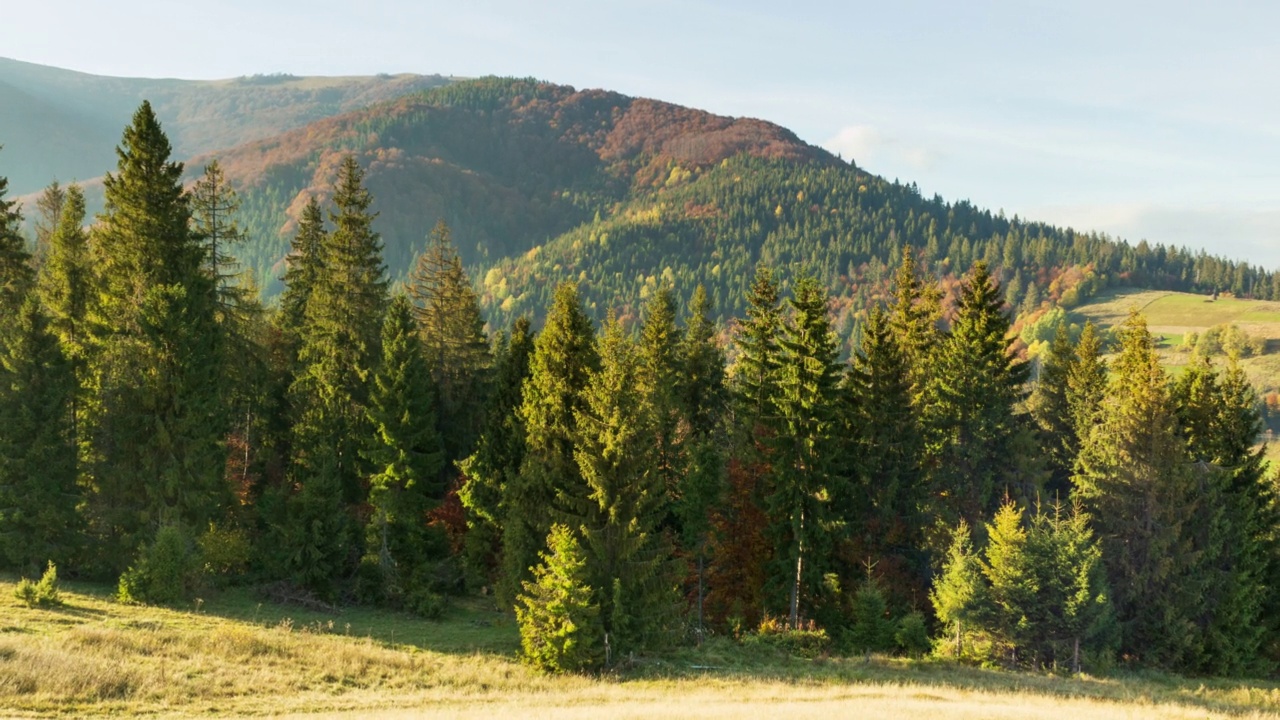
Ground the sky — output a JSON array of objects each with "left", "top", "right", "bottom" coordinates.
[{"left": 3, "top": 0, "right": 1278, "bottom": 266}]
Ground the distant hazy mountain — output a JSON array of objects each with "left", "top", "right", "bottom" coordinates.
[{"left": 0, "top": 56, "right": 451, "bottom": 194}]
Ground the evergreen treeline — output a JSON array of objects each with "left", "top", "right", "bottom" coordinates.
[{"left": 2, "top": 103, "right": 1279, "bottom": 679}]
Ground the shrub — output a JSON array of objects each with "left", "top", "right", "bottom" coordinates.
[
  {"left": 197, "top": 523, "right": 250, "bottom": 584},
  {"left": 896, "top": 612, "right": 931, "bottom": 657},
  {"left": 742, "top": 615, "right": 831, "bottom": 658},
  {"left": 117, "top": 525, "right": 199, "bottom": 605},
  {"left": 13, "top": 562, "right": 62, "bottom": 607},
  {"left": 516, "top": 524, "right": 602, "bottom": 673}
]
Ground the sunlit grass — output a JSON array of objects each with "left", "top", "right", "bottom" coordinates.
[{"left": 2, "top": 577, "right": 1278, "bottom": 718}]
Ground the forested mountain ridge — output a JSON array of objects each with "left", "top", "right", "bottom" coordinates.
[
  {"left": 192, "top": 76, "right": 1276, "bottom": 346},
  {"left": 0, "top": 56, "right": 451, "bottom": 194}
]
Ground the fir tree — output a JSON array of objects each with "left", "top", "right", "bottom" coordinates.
[
  {"left": 363, "top": 295, "right": 446, "bottom": 595},
  {"left": 506, "top": 282, "right": 598, "bottom": 602},
  {"left": 0, "top": 298, "right": 81, "bottom": 572},
  {"left": 409, "top": 219, "right": 491, "bottom": 465},
  {"left": 516, "top": 524, "right": 603, "bottom": 673},
  {"left": 767, "top": 275, "right": 842, "bottom": 628},
  {"left": 571, "top": 314, "right": 679, "bottom": 654},
  {"left": 1075, "top": 310, "right": 1206, "bottom": 667}
]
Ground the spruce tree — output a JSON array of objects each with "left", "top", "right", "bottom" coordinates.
[
  {"left": 981, "top": 501, "right": 1038, "bottom": 663},
  {"left": 283, "top": 157, "right": 387, "bottom": 593},
  {"left": 767, "top": 275, "right": 842, "bottom": 628},
  {"left": 36, "top": 185, "right": 91, "bottom": 427},
  {"left": 930, "top": 520, "right": 987, "bottom": 658},
  {"left": 31, "top": 180, "right": 66, "bottom": 269},
  {"left": 190, "top": 160, "right": 249, "bottom": 315},
  {"left": 506, "top": 282, "right": 598, "bottom": 602},
  {"left": 0, "top": 298, "right": 81, "bottom": 572},
  {"left": 459, "top": 317, "right": 535, "bottom": 591},
  {"left": 0, "top": 156, "right": 33, "bottom": 314},
  {"left": 362, "top": 295, "right": 446, "bottom": 598},
  {"left": 409, "top": 219, "right": 491, "bottom": 465},
  {"left": 887, "top": 250, "right": 942, "bottom": 404},
  {"left": 571, "top": 314, "right": 679, "bottom": 654},
  {"left": 1074, "top": 310, "right": 1206, "bottom": 667},
  {"left": 922, "top": 261, "right": 1030, "bottom": 530},
  {"left": 733, "top": 263, "right": 782, "bottom": 428},
  {"left": 1065, "top": 321, "right": 1107, "bottom": 454},
  {"left": 637, "top": 285, "right": 684, "bottom": 528},
  {"left": 1029, "top": 321, "right": 1077, "bottom": 497},
  {"left": 277, "top": 196, "right": 326, "bottom": 358},
  {"left": 845, "top": 304, "right": 926, "bottom": 606},
  {"left": 86, "top": 102, "right": 226, "bottom": 569},
  {"left": 516, "top": 524, "right": 603, "bottom": 673}
]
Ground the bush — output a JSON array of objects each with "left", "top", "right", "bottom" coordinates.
[
  {"left": 13, "top": 562, "right": 62, "bottom": 607},
  {"left": 198, "top": 523, "right": 250, "bottom": 584},
  {"left": 896, "top": 612, "right": 931, "bottom": 657},
  {"left": 742, "top": 615, "right": 831, "bottom": 658},
  {"left": 117, "top": 525, "right": 200, "bottom": 605}
]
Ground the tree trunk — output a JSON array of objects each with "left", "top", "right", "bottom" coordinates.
[
  {"left": 956, "top": 620, "right": 962, "bottom": 658},
  {"left": 1073, "top": 636, "right": 1080, "bottom": 674}
]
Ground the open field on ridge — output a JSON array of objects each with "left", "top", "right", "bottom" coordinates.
[{"left": 2, "top": 578, "right": 1279, "bottom": 719}]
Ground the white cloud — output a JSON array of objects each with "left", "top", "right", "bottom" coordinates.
[{"left": 822, "top": 125, "right": 943, "bottom": 173}]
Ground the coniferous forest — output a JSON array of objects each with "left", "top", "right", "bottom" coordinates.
[{"left": 3, "top": 100, "right": 1280, "bottom": 680}]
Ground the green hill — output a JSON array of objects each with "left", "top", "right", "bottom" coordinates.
[{"left": 0, "top": 56, "right": 452, "bottom": 194}]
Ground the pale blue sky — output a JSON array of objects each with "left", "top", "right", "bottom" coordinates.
[{"left": 3, "top": 1, "right": 1277, "bottom": 265}]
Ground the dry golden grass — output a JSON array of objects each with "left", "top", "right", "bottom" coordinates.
[{"left": 2, "top": 578, "right": 1279, "bottom": 718}]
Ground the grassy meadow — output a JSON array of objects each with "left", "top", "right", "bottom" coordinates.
[{"left": 3, "top": 577, "right": 1280, "bottom": 718}]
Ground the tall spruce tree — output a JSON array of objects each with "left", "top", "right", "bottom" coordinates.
[
  {"left": 845, "top": 304, "right": 926, "bottom": 606},
  {"left": 767, "top": 275, "right": 842, "bottom": 628},
  {"left": 31, "top": 180, "right": 66, "bottom": 269},
  {"left": 887, "top": 250, "right": 942, "bottom": 404},
  {"left": 190, "top": 160, "right": 249, "bottom": 315},
  {"left": 734, "top": 264, "right": 782, "bottom": 429},
  {"left": 505, "top": 282, "right": 598, "bottom": 603},
  {"left": 459, "top": 317, "right": 535, "bottom": 591},
  {"left": 1075, "top": 310, "right": 1206, "bottom": 667},
  {"left": 85, "top": 102, "right": 227, "bottom": 569},
  {"left": 362, "top": 295, "right": 446, "bottom": 597},
  {"left": 284, "top": 156, "right": 387, "bottom": 593},
  {"left": 570, "top": 313, "right": 679, "bottom": 655},
  {"left": 922, "top": 261, "right": 1030, "bottom": 530},
  {"left": 638, "top": 285, "right": 684, "bottom": 529},
  {"left": 981, "top": 501, "right": 1038, "bottom": 663},
  {"left": 0, "top": 297, "right": 81, "bottom": 572},
  {"left": 278, "top": 196, "right": 326, "bottom": 357},
  {"left": 409, "top": 219, "right": 491, "bottom": 465},
  {"left": 1029, "top": 321, "right": 1078, "bottom": 498},
  {"left": 1065, "top": 321, "right": 1107, "bottom": 458},
  {"left": 36, "top": 185, "right": 91, "bottom": 426}
]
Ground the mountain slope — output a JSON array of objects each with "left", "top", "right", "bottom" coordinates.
[{"left": 0, "top": 56, "right": 452, "bottom": 193}]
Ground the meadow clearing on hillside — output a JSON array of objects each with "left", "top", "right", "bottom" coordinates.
[{"left": 2, "top": 578, "right": 1279, "bottom": 718}]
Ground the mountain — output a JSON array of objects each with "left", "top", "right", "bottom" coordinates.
[
  {"left": 0, "top": 56, "right": 452, "bottom": 194},
  {"left": 201, "top": 77, "right": 1274, "bottom": 348}
]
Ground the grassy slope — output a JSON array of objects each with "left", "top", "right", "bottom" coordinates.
[{"left": 2, "top": 579, "right": 1278, "bottom": 718}]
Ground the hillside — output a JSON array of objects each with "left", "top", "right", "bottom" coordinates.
[
  {"left": 2, "top": 577, "right": 1274, "bottom": 718},
  {"left": 182, "top": 76, "right": 1276, "bottom": 345},
  {"left": 0, "top": 56, "right": 451, "bottom": 194}
]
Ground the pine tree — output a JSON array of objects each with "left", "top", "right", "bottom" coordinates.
[
  {"left": 506, "top": 282, "right": 598, "bottom": 602},
  {"left": 0, "top": 156, "right": 33, "bottom": 314},
  {"left": 922, "top": 261, "right": 1030, "bottom": 530},
  {"left": 1075, "top": 310, "right": 1206, "bottom": 667},
  {"left": 459, "top": 317, "right": 535, "bottom": 591},
  {"left": 85, "top": 102, "right": 227, "bottom": 569},
  {"left": 0, "top": 298, "right": 81, "bottom": 572},
  {"left": 516, "top": 524, "right": 603, "bottom": 673},
  {"left": 930, "top": 520, "right": 987, "bottom": 659},
  {"left": 845, "top": 304, "right": 926, "bottom": 606},
  {"left": 409, "top": 219, "right": 491, "bottom": 465},
  {"left": 767, "top": 275, "right": 842, "bottom": 628},
  {"left": 571, "top": 314, "right": 679, "bottom": 654}
]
